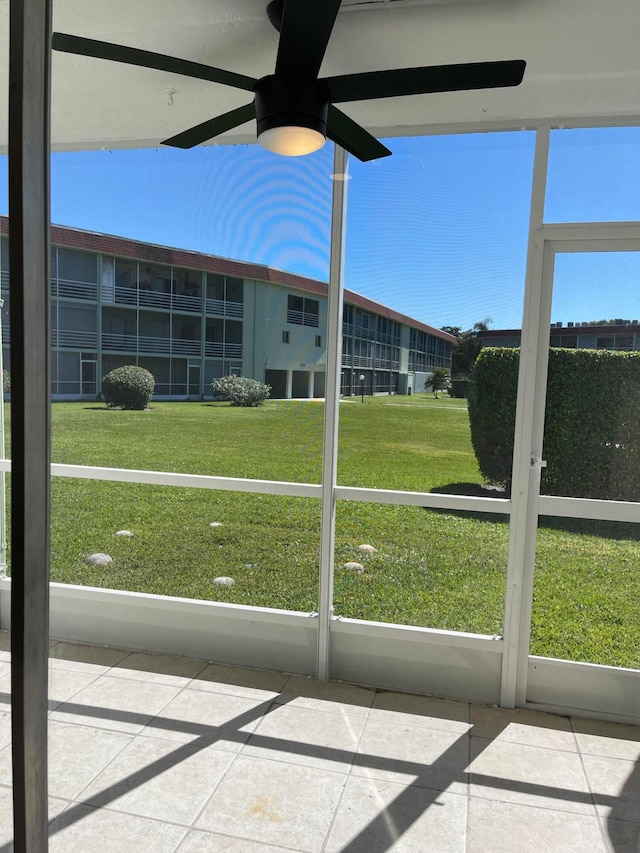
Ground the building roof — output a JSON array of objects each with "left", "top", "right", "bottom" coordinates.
[{"left": 0, "top": 215, "right": 454, "bottom": 343}]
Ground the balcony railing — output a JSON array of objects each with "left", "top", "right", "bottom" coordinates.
[
  {"left": 102, "top": 333, "right": 139, "bottom": 353},
  {"left": 52, "top": 279, "right": 98, "bottom": 301},
  {"left": 352, "top": 355, "right": 373, "bottom": 368},
  {"left": 205, "top": 298, "right": 243, "bottom": 318},
  {"left": 287, "top": 309, "right": 319, "bottom": 328},
  {"left": 354, "top": 325, "right": 375, "bottom": 341},
  {"left": 137, "top": 335, "right": 171, "bottom": 355},
  {"left": 55, "top": 330, "right": 98, "bottom": 349},
  {"left": 204, "top": 341, "right": 242, "bottom": 359},
  {"left": 138, "top": 290, "right": 172, "bottom": 311},
  {"left": 171, "top": 338, "right": 202, "bottom": 356},
  {"left": 102, "top": 333, "right": 205, "bottom": 357}
]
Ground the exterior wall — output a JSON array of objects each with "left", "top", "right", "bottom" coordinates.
[
  {"left": 479, "top": 323, "right": 640, "bottom": 353},
  {"left": 0, "top": 224, "right": 454, "bottom": 401}
]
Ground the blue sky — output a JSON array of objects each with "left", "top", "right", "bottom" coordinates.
[{"left": 1, "top": 126, "right": 640, "bottom": 331}]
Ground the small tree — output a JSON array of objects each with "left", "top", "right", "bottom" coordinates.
[
  {"left": 212, "top": 375, "right": 270, "bottom": 407},
  {"left": 424, "top": 367, "right": 450, "bottom": 399},
  {"left": 102, "top": 365, "right": 154, "bottom": 410}
]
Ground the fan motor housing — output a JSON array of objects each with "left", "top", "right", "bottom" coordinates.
[{"left": 255, "top": 75, "right": 330, "bottom": 138}]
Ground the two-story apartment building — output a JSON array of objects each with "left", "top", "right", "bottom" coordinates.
[{"left": 0, "top": 217, "right": 453, "bottom": 400}]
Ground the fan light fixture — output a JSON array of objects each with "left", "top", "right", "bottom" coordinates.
[
  {"left": 258, "top": 125, "right": 325, "bottom": 156},
  {"left": 51, "top": 0, "right": 526, "bottom": 163},
  {"left": 255, "top": 75, "right": 329, "bottom": 157}
]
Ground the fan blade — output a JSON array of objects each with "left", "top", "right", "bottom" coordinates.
[
  {"left": 325, "top": 59, "right": 526, "bottom": 103},
  {"left": 52, "top": 32, "right": 257, "bottom": 92},
  {"left": 162, "top": 102, "right": 256, "bottom": 149},
  {"left": 327, "top": 105, "right": 391, "bottom": 163},
  {"left": 275, "top": 0, "right": 342, "bottom": 79}
]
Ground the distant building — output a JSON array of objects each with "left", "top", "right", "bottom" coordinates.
[
  {"left": 477, "top": 320, "right": 640, "bottom": 353},
  {"left": 0, "top": 217, "right": 453, "bottom": 400}
]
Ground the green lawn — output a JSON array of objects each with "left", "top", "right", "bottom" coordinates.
[{"left": 4, "top": 395, "right": 639, "bottom": 668}]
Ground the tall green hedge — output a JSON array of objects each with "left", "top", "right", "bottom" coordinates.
[{"left": 468, "top": 347, "right": 640, "bottom": 500}]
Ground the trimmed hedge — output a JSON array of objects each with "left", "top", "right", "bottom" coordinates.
[
  {"left": 212, "top": 375, "right": 271, "bottom": 407},
  {"left": 468, "top": 347, "right": 640, "bottom": 500},
  {"left": 102, "top": 365, "right": 155, "bottom": 410}
]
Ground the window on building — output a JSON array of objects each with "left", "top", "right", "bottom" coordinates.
[
  {"left": 115, "top": 259, "right": 137, "bottom": 290},
  {"left": 315, "top": 335, "right": 322, "bottom": 347},
  {"left": 57, "top": 248, "right": 98, "bottom": 284},
  {"left": 287, "top": 294, "right": 319, "bottom": 327},
  {"left": 282, "top": 330, "right": 290, "bottom": 344}
]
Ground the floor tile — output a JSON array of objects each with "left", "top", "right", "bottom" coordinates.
[
  {"left": 0, "top": 713, "right": 11, "bottom": 751},
  {"left": 48, "top": 668, "right": 102, "bottom": 708},
  {"left": 140, "top": 686, "right": 271, "bottom": 750},
  {"left": 49, "top": 675, "right": 182, "bottom": 734},
  {"left": 369, "top": 691, "right": 470, "bottom": 734},
  {"left": 244, "top": 703, "right": 364, "bottom": 772},
  {"left": 195, "top": 754, "right": 346, "bottom": 853},
  {"left": 468, "top": 736, "right": 595, "bottom": 814},
  {"left": 582, "top": 754, "right": 640, "bottom": 824},
  {"left": 0, "top": 722, "right": 132, "bottom": 799},
  {"left": 275, "top": 676, "right": 374, "bottom": 718},
  {"left": 81, "top": 735, "right": 235, "bottom": 824},
  {"left": 48, "top": 804, "right": 186, "bottom": 853},
  {"left": 48, "top": 642, "right": 130, "bottom": 673},
  {"left": 177, "top": 829, "right": 290, "bottom": 851},
  {"left": 191, "top": 664, "right": 289, "bottom": 700},
  {"left": 0, "top": 673, "right": 9, "bottom": 711},
  {"left": 325, "top": 774, "right": 467, "bottom": 853},
  {"left": 573, "top": 718, "right": 640, "bottom": 761},
  {"left": 0, "top": 785, "right": 68, "bottom": 850},
  {"left": 471, "top": 704, "right": 577, "bottom": 752},
  {"left": 604, "top": 818, "right": 640, "bottom": 853},
  {"left": 467, "top": 798, "right": 606, "bottom": 852},
  {"left": 111, "top": 651, "right": 208, "bottom": 687},
  {"left": 351, "top": 717, "right": 468, "bottom": 794},
  {"left": 48, "top": 722, "right": 133, "bottom": 799}
]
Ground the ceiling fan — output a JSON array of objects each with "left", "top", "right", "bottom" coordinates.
[{"left": 52, "top": 0, "right": 526, "bottom": 162}]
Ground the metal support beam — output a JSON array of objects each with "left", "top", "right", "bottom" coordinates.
[
  {"left": 500, "top": 126, "right": 550, "bottom": 708},
  {"left": 9, "top": 0, "right": 52, "bottom": 849},
  {"left": 317, "top": 146, "right": 348, "bottom": 681}
]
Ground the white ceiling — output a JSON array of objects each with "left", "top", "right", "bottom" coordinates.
[{"left": 1, "top": 0, "right": 640, "bottom": 151}]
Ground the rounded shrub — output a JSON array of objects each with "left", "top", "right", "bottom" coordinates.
[
  {"left": 102, "top": 365, "right": 154, "bottom": 410},
  {"left": 211, "top": 375, "right": 270, "bottom": 407}
]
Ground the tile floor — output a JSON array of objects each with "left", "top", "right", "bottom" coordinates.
[{"left": 0, "top": 632, "right": 638, "bottom": 852}]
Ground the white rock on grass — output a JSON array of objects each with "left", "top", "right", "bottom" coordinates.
[
  {"left": 358, "top": 544, "right": 377, "bottom": 553},
  {"left": 84, "top": 553, "right": 113, "bottom": 566},
  {"left": 344, "top": 562, "right": 365, "bottom": 573},
  {"left": 213, "top": 576, "right": 235, "bottom": 587},
  {"left": 209, "top": 522, "right": 223, "bottom": 527},
  {"left": 114, "top": 530, "right": 133, "bottom": 537}
]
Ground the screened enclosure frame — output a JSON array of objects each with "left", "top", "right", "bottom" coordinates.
[
  {"left": 5, "top": 124, "right": 639, "bottom": 721},
  {"left": 6, "top": 17, "right": 640, "bottom": 842}
]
